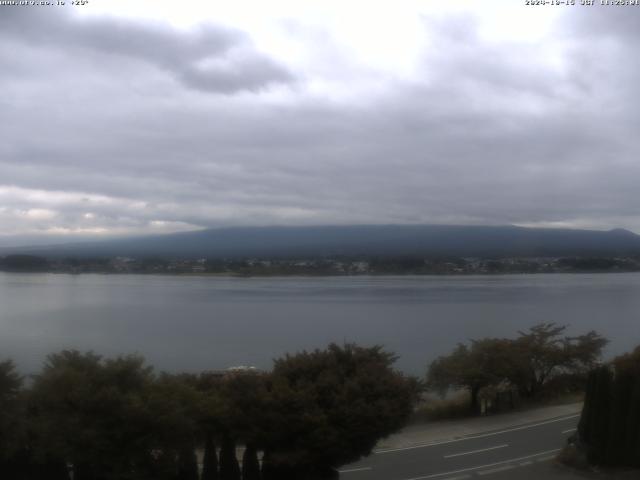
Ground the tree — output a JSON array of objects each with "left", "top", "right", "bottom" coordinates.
[
  {"left": 577, "top": 346, "right": 640, "bottom": 467},
  {"left": 0, "top": 360, "right": 23, "bottom": 453},
  {"left": 510, "top": 323, "right": 607, "bottom": 398},
  {"left": 176, "top": 446, "right": 199, "bottom": 480},
  {"left": 578, "top": 365, "right": 613, "bottom": 464},
  {"left": 201, "top": 432, "right": 219, "bottom": 480},
  {"left": 427, "top": 339, "right": 513, "bottom": 413},
  {"left": 144, "top": 373, "right": 203, "bottom": 480},
  {"left": 29, "top": 351, "right": 105, "bottom": 480},
  {"left": 0, "top": 360, "right": 30, "bottom": 480},
  {"left": 427, "top": 324, "right": 608, "bottom": 411},
  {"left": 210, "top": 370, "right": 269, "bottom": 480},
  {"left": 242, "top": 445, "right": 261, "bottom": 480},
  {"left": 193, "top": 371, "right": 227, "bottom": 480},
  {"left": 607, "top": 346, "right": 640, "bottom": 466},
  {"left": 29, "top": 350, "right": 178, "bottom": 480},
  {"left": 220, "top": 371, "right": 269, "bottom": 439},
  {"left": 219, "top": 435, "right": 241, "bottom": 480},
  {"left": 261, "top": 344, "right": 418, "bottom": 479},
  {"left": 0, "top": 255, "right": 48, "bottom": 272}
]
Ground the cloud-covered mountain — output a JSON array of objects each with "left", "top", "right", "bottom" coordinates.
[{"left": 7, "top": 225, "right": 640, "bottom": 259}]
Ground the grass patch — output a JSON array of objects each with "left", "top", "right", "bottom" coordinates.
[
  {"left": 410, "top": 390, "right": 584, "bottom": 424},
  {"left": 411, "top": 391, "right": 472, "bottom": 423}
]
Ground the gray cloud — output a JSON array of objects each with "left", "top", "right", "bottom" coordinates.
[
  {"left": 1, "top": 5, "right": 640, "bottom": 244},
  {"left": 0, "top": 8, "right": 293, "bottom": 93}
]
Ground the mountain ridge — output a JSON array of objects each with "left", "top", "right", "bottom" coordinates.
[{"left": 3, "top": 224, "right": 640, "bottom": 259}]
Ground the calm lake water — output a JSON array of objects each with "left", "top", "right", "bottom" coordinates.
[{"left": 1, "top": 273, "right": 639, "bottom": 375}]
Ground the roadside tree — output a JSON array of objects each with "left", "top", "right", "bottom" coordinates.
[
  {"left": 0, "top": 360, "right": 29, "bottom": 479},
  {"left": 29, "top": 350, "right": 190, "bottom": 480},
  {"left": 217, "top": 371, "right": 269, "bottom": 480},
  {"left": 427, "top": 339, "right": 513, "bottom": 413},
  {"left": 577, "top": 345, "right": 640, "bottom": 467},
  {"left": 509, "top": 323, "right": 607, "bottom": 398},
  {"left": 426, "top": 324, "right": 608, "bottom": 412},
  {"left": 261, "top": 343, "right": 419, "bottom": 479}
]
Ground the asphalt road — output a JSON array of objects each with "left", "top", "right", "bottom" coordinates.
[{"left": 339, "top": 413, "right": 580, "bottom": 480}]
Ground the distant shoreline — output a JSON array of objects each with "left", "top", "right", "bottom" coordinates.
[
  {"left": 3, "top": 252, "right": 640, "bottom": 276},
  {"left": 2, "top": 269, "right": 640, "bottom": 277}
]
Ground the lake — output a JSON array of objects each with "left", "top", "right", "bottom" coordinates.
[{"left": 1, "top": 272, "right": 639, "bottom": 375}]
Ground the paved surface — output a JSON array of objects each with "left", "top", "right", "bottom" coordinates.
[
  {"left": 340, "top": 404, "right": 584, "bottom": 480},
  {"left": 377, "top": 403, "right": 583, "bottom": 451},
  {"left": 469, "top": 461, "right": 639, "bottom": 480}
]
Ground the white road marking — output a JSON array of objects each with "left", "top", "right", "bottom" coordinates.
[
  {"left": 562, "top": 428, "right": 577, "bottom": 434},
  {"left": 477, "top": 465, "right": 515, "bottom": 475},
  {"left": 400, "top": 448, "right": 562, "bottom": 480},
  {"left": 338, "top": 466, "right": 372, "bottom": 474},
  {"left": 441, "top": 475, "right": 471, "bottom": 480},
  {"left": 443, "top": 444, "right": 508, "bottom": 459},
  {"left": 536, "top": 455, "right": 557, "bottom": 462},
  {"left": 376, "top": 414, "right": 579, "bottom": 454},
  {"left": 520, "top": 461, "right": 533, "bottom": 466}
]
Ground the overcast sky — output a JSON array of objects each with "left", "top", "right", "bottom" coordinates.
[{"left": 1, "top": 0, "right": 639, "bottom": 245}]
